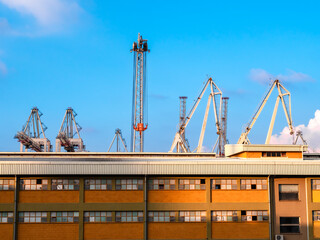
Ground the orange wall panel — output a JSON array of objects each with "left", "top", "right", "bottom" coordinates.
[
  {"left": 212, "top": 222, "right": 269, "bottom": 239},
  {"left": 286, "top": 152, "right": 303, "bottom": 159},
  {"left": 149, "top": 222, "right": 207, "bottom": 239},
  {"left": 231, "top": 152, "right": 262, "bottom": 158},
  {"left": 18, "top": 223, "right": 78, "bottom": 240},
  {"left": 149, "top": 190, "right": 206, "bottom": 203},
  {"left": 85, "top": 191, "right": 143, "bottom": 203},
  {"left": 84, "top": 223, "right": 143, "bottom": 239},
  {"left": 0, "top": 191, "right": 14, "bottom": 203},
  {"left": 212, "top": 190, "right": 268, "bottom": 202},
  {"left": 19, "top": 191, "right": 79, "bottom": 203},
  {"left": 314, "top": 221, "right": 320, "bottom": 238},
  {"left": 0, "top": 224, "right": 13, "bottom": 240}
]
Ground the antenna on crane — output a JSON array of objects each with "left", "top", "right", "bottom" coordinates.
[
  {"left": 237, "top": 79, "right": 294, "bottom": 144},
  {"left": 219, "top": 97, "right": 229, "bottom": 156},
  {"left": 177, "top": 96, "right": 190, "bottom": 152},
  {"left": 169, "top": 77, "right": 222, "bottom": 153},
  {"left": 107, "top": 128, "right": 128, "bottom": 152},
  {"left": 56, "top": 107, "right": 85, "bottom": 152},
  {"left": 130, "top": 33, "right": 150, "bottom": 152},
  {"left": 14, "top": 107, "right": 51, "bottom": 152}
]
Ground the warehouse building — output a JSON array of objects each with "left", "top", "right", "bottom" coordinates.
[{"left": 0, "top": 144, "right": 319, "bottom": 240}]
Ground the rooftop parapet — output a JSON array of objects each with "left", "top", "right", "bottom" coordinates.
[{"left": 225, "top": 144, "right": 308, "bottom": 159}]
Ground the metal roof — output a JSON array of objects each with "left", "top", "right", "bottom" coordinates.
[{"left": 0, "top": 152, "right": 320, "bottom": 176}]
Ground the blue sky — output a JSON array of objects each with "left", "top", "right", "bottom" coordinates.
[{"left": 0, "top": 0, "right": 320, "bottom": 152}]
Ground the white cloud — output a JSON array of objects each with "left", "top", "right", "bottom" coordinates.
[
  {"left": 270, "top": 110, "right": 320, "bottom": 152},
  {"left": 0, "top": 60, "right": 7, "bottom": 76},
  {"left": 0, "top": 0, "right": 82, "bottom": 31},
  {"left": 250, "top": 68, "right": 314, "bottom": 85}
]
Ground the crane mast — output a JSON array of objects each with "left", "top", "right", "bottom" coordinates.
[
  {"left": 131, "top": 33, "right": 150, "bottom": 152},
  {"left": 219, "top": 97, "right": 229, "bottom": 156}
]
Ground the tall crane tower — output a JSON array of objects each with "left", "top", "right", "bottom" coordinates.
[
  {"left": 14, "top": 107, "right": 51, "bottom": 152},
  {"left": 177, "top": 96, "right": 190, "bottom": 152},
  {"left": 130, "top": 33, "right": 150, "bottom": 152},
  {"left": 219, "top": 97, "right": 229, "bottom": 156},
  {"left": 56, "top": 108, "right": 85, "bottom": 152}
]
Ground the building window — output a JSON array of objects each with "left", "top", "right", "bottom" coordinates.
[
  {"left": 280, "top": 217, "right": 300, "bottom": 233},
  {"left": 241, "top": 211, "right": 268, "bottom": 222},
  {"left": 115, "top": 212, "right": 143, "bottom": 222},
  {"left": 312, "top": 180, "right": 320, "bottom": 190},
  {"left": 20, "top": 179, "right": 48, "bottom": 190},
  {"left": 212, "top": 211, "right": 238, "bottom": 222},
  {"left": 240, "top": 179, "right": 267, "bottom": 190},
  {"left": 262, "top": 152, "right": 286, "bottom": 157},
  {"left": 18, "top": 212, "right": 47, "bottom": 223},
  {"left": 51, "top": 212, "right": 79, "bottom": 223},
  {"left": 178, "top": 179, "right": 206, "bottom": 190},
  {"left": 212, "top": 179, "right": 237, "bottom": 190},
  {"left": 0, "top": 179, "right": 14, "bottom": 190},
  {"left": 279, "top": 184, "right": 299, "bottom": 200},
  {"left": 313, "top": 211, "right": 320, "bottom": 221},
  {"left": 85, "top": 179, "right": 112, "bottom": 190},
  {"left": 0, "top": 212, "right": 14, "bottom": 223},
  {"left": 148, "top": 212, "right": 175, "bottom": 222},
  {"left": 148, "top": 179, "right": 175, "bottom": 190},
  {"left": 84, "top": 212, "right": 112, "bottom": 222},
  {"left": 115, "top": 179, "right": 143, "bottom": 190},
  {"left": 51, "top": 179, "right": 79, "bottom": 190},
  {"left": 179, "top": 211, "right": 206, "bottom": 222}
]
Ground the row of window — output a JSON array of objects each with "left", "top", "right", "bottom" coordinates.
[
  {"left": 2, "top": 179, "right": 320, "bottom": 192},
  {"left": 1, "top": 211, "right": 269, "bottom": 223},
  {"left": 2, "top": 211, "right": 320, "bottom": 226}
]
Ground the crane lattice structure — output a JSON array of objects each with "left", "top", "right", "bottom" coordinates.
[
  {"left": 169, "top": 77, "right": 222, "bottom": 153},
  {"left": 237, "top": 79, "right": 294, "bottom": 144},
  {"left": 219, "top": 97, "right": 229, "bottom": 156},
  {"left": 130, "top": 33, "right": 150, "bottom": 152},
  {"left": 14, "top": 107, "right": 51, "bottom": 152},
  {"left": 56, "top": 108, "right": 85, "bottom": 152},
  {"left": 107, "top": 129, "right": 128, "bottom": 152}
]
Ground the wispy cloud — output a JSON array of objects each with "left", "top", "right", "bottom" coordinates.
[
  {"left": 150, "top": 93, "right": 168, "bottom": 100},
  {"left": 270, "top": 110, "right": 320, "bottom": 152},
  {"left": 249, "top": 68, "right": 314, "bottom": 85},
  {"left": 0, "top": 60, "right": 7, "bottom": 76},
  {"left": 0, "top": 0, "right": 83, "bottom": 34}
]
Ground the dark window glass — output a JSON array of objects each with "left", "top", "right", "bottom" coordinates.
[
  {"left": 279, "top": 185, "right": 299, "bottom": 201},
  {"left": 280, "top": 217, "right": 300, "bottom": 233}
]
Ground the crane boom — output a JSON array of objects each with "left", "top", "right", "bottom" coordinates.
[
  {"left": 169, "top": 77, "right": 222, "bottom": 153},
  {"left": 237, "top": 79, "right": 294, "bottom": 144}
]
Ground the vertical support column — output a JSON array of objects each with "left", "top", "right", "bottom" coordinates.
[
  {"left": 13, "top": 175, "right": 19, "bottom": 240},
  {"left": 206, "top": 177, "right": 212, "bottom": 240},
  {"left": 79, "top": 178, "right": 84, "bottom": 240},
  {"left": 269, "top": 176, "right": 275, "bottom": 240},
  {"left": 144, "top": 175, "right": 148, "bottom": 240}
]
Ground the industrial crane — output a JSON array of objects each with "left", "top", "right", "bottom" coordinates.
[
  {"left": 107, "top": 128, "right": 128, "bottom": 152},
  {"left": 56, "top": 108, "right": 85, "bottom": 152},
  {"left": 131, "top": 33, "right": 150, "bottom": 152},
  {"left": 237, "top": 79, "right": 294, "bottom": 144},
  {"left": 169, "top": 77, "right": 223, "bottom": 153},
  {"left": 294, "top": 130, "right": 307, "bottom": 145},
  {"left": 14, "top": 107, "right": 51, "bottom": 152}
]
